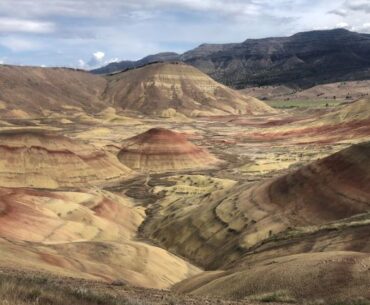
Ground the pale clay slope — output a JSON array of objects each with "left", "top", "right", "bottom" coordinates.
[
  {"left": 0, "top": 130, "right": 133, "bottom": 189},
  {"left": 0, "top": 188, "right": 201, "bottom": 289}
]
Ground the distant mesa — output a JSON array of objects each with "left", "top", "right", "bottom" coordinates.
[
  {"left": 93, "top": 29, "right": 370, "bottom": 89},
  {"left": 0, "top": 129, "right": 133, "bottom": 189},
  {"left": 104, "top": 62, "right": 275, "bottom": 117},
  {"left": 118, "top": 127, "right": 220, "bottom": 172}
]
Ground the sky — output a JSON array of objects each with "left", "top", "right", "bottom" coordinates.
[{"left": 0, "top": 0, "right": 370, "bottom": 69}]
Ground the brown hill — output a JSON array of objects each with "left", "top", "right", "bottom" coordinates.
[
  {"left": 142, "top": 141, "right": 370, "bottom": 269},
  {"left": 0, "top": 129, "right": 133, "bottom": 188},
  {"left": 104, "top": 62, "right": 275, "bottom": 117},
  {"left": 118, "top": 128, "right": 220, "bottom": 172},
  {"left": 0, "top": 65, "right": 107, "bottom": 118},
  {"left": 0, "top": 64, "right": 273, "bottom": 119}
]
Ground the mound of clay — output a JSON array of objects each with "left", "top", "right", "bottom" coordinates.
[
  {"left": 0, "top": 130, "right": 133, "bottom": 188},
  {"left": 118, "top": 128, "right": 220, "bottom": 171},
  {"left": 142, "top": 142, "right": 370, "bottom": 268},
  {"left": 104, "top": 62, "right": 275, "bottom": 117}
]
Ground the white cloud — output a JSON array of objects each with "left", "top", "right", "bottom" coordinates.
[
  {"left": 0, "top": 56, "right": 7, "bottom": 65},
  {"left": 0, "top": 0, "right": 270, "bottom": 19},
  {"left": 78, "top": 51, "right": 119, "bottom": 69},
  {"left": 0, "top": 37, "right": 42, "bottom": 52},
  {"left": 327, "top": 0, "right": 370, "bottom": 33},
  {"left": 0, "top": 17, "right": 55, "bottom": 33},
  {"left": 93, "top": 51, "right": 105, "bottom": 61},
  {"left": 78, "top": 59, "right": 86, "bottom": 68},
  {"left": 336, "top": 22, "right": 350, "bottom": 29},
  {"left": 87, "top": 51, "right": 105, "bottom": 67}
]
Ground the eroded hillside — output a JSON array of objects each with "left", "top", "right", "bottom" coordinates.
[{"left": 0, "top": 64, "right": 369, "bottom": 305}]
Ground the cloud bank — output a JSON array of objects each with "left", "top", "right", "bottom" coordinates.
[{"left": 0, "top": 0, "right": 369, "bottom": 67}]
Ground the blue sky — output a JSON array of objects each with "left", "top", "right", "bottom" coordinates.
[{"left": 0, "top": 0, "right": 370, "bottom": 69}]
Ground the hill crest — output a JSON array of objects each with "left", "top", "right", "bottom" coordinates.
[{"left": 104, "top": 62, "right": 275, "bottom": 117}]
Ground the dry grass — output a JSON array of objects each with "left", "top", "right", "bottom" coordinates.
[
  {"left": 0, "top": 274, "right": 125, "bottom": 305},
  {"left": 0, "top": 270, "right": 252, "bottom": 305},
  {"left": 1, "top": 267, "right": 368, "bottom": 305},
  {"left": 246, "top": 290, "right": 296, "bottom": 303}
]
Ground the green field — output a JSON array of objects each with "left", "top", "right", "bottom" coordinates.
[{"left": 265, "top": 99, "right": 345, "bottom": 109}]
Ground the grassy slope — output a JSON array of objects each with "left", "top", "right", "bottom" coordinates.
[{"left": 0, "top": 268, "right": 278, "bottom": 305}]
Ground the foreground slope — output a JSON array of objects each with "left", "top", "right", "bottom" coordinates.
[
  {"left": 142, "top": 142, "right": 370, "bottom": 269},
  {"left": 104, "top": 62, "right": 274, "bottom": 117},
  {"left": 0, "top": 130, "right": 133, "bottom": 188},
  {"left": 0, "top": 269, "right": 286, "bottom": 305},
  {"left": 118, "top": 128, "right": 220, "bottom": 172},
  {"left": 174, "top": 251, "right": 370, "bottom": 302}
]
